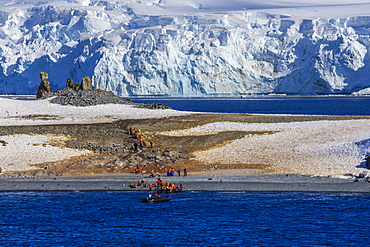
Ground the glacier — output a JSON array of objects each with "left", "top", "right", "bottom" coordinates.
[{"left": 1, "top": 0, "right": 370, "bottom": 96}]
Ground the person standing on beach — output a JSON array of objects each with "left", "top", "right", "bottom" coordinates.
[
  {"left": 139, "top": 139, "right": 144, "bottom": 148},
  {"left": 149, "top": 140, "right": 154, "bottom": 148},
  {"left": 134, "top": 165, "right": 141, "bottom": 174},
  {"left": 177, "top": 170, "right": 181, "bottom": 176},
  {"left": 183, "top": 168, "right": 187, "bottom": 176},
  {"left": 133, "top": 142, "right": 139, "bottom": 151}
]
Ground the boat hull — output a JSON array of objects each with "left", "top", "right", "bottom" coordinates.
[{"left": 140, "top": 195, "right": 171, "bottom": 203}]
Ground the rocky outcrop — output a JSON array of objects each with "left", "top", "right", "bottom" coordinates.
[
  {"left": 80, "top": 76, "right": 93, "bottom": 91},
  {"left": 366, "top": 155, "right": 370, "bottom": 169},
  {"left": 37, "top": 73, "right": 170, "bottom": 109},
  {"left": 135, "top": 103, "right": 172, "bottom": 110},
  {"left": 66, "top": 78, "right": 80, "bottom": 90},
  {"left": 36, "top": 71, "right": 51, "bottom": 99},
  {"left": 49, "top": 89, "right": 132, "bottom": 106},
  {"left": 37, "top": 74, "right": 95, "bottom": 100}
]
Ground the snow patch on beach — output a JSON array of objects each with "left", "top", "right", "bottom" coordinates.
[
  {"left": 0, "top": 97, "right": 192, "bottom": 126},
  {"left": 164, "top": 119, "right": 370, "bottom": 176},
  {"left": 0, "top": 134, "right": 91, "bottom": 172}
]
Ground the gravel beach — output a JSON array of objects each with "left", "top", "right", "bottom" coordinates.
[{"left": 1, "top": 173, "right": 370, "bottom": 193}]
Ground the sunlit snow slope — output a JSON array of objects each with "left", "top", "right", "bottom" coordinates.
[{"left": 1, "top": 0, "right": 370, "bottom": 96}]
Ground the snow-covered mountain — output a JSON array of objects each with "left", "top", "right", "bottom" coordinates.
[{"left": 1, "top": 0, "right": 370, "bottom": 96}]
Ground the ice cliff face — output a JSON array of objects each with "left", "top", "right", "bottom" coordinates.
[{"left": 1, "top": 1, "right": 370, "bottom": 96}]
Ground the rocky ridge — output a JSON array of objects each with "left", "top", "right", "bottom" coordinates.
[
  {"left": 34, "top": 71, "right": 171, "bottom": 109},
  {"left": 49, "top": 89, "right": 171, "bottom": 109},
  {"left": 49, "top": 89, "right": 132, "bottom": 106}
]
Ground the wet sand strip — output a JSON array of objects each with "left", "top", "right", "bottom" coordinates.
[{"left": 1, "top": 175, "right": 370, "bottom": 193}]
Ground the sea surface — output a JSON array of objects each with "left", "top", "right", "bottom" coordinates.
[
  {"left": 132, "top": 96, "right": 370, "bottom": 115},
  {"left": 1, "top": 191, "right": 370, "bottom": 246}
]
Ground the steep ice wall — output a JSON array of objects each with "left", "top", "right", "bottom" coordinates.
[{"left": 1, "top": 2, "right": 370, "bottom": 96}]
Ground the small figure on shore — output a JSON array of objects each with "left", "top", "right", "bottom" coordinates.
[
  {"left": 177, "top": 170, "right": 181, "bottom": 176},
  {"left": 183, "top": 168, "right": 187, "bottom": 176},
  {"left": 129, "top": 183, "right": 138, "bottom": 188},
  {"left": 134, "top": 165, "right": 141, "bottom": 174},
  {"left": 167, "top": 168, "right": 175, "bottom": 176},
  {"left": 139, "top": 139, "right": 145, "bottom": 148},
  {"left": 133, "top": 142, "right": 139, "bottom": 151},
  {"left": 149, "top": 140, "right": 154, "bottom": 148},
  {"left": 150, "top": 169, "right": 155, "bottom": 177},
  {"left": 137, "top": 179, "right": 145, "bottom": 187}
]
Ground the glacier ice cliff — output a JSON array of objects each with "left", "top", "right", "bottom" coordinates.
[{"left": 1, "top": 1, "right": 370, "bottom": 96}]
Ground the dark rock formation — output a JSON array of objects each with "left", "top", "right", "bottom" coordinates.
[
  {"left": 35, "top": 72, "right": 170, "bottom": 109},
  {"left": 365, "top": 155, "right": 370, "bottom": 169},
  {"left": 36, "top": 71, "right": 51, "bottom": 99},
  {"left": 50, "top": 89, "right": 132, "bottom": 106},
  {"left": 66, "top": 78, "right": 80, "bottom": 90},
  {"left": 135, "top": 102, "right": 172, "bottom": 110},
  {"left": 81, "top": 76, "right": 93, "bottom": 91},
  {"left": 49, "top": 90, "right": 172, "bottom": 109}
]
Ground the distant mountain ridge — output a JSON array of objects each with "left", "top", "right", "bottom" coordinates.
[{"left": 1, "top": 0, "right": 370, "bottom": 96}]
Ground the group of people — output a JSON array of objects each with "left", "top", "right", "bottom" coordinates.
[
  {"left": 128, "top": 126, "right": 187, "bottom": 192},
  {"left": 129, "top": 176, "right": 184, "bottom": 193},
  {"left": 129, "top": 179, "right": 146, "bottom": 188},
  {"left": 147, "top": 193, "right": 160, "bottom": 199},
  {"left": 150, "top": 176, "right": 183, "bottom": 193},
  {"left": 167, "top": 168, "right": 188, "bottom": 176},
  {"left": 129, "top": 127, "right": 154, "bottom": 150},
  {"left": 134, "top": 165, "right": 141, "bottom": 174},
  {"left": 135, "top": 167, "right": 188, "bottom": 177}
]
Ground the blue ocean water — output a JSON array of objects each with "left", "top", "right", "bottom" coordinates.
[
  {"left": 1, "top": 191, "right": 369, "bottom": 246},
  {"left": 132, "top": 96, "right": 370, "bottom": 115}
]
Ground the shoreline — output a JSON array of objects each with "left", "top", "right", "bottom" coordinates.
[{"left": 1, "top": 174, "right": 370, "bottom": 193}]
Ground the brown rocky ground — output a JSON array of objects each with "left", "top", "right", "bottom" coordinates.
[{"left": 2, "top": 113, "right": 369, "bottom": 176}]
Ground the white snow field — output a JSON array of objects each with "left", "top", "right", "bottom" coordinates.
[
  {"left": 1, "top": 0, "right": 370, "bottom": 96},
  {"left": 162, "top": 119, "right": 370, "bottom": 177}
]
